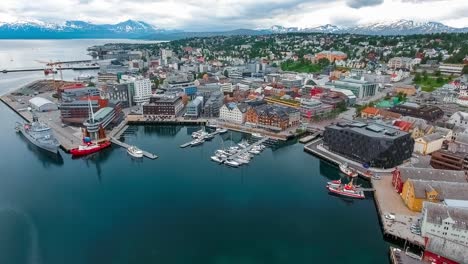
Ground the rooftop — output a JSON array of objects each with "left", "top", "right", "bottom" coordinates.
[
  {"left": 425, "top": 235, "right": 468, "bottom": 264},
  {"left": 397, "top": 167, "right": 466, "bottom": 183},
  {"left": 328, "top": 121, "right": 406, "bottom": 139}
]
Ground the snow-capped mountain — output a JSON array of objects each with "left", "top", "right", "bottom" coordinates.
[
  {"left": 268, "top": 20, "right": 468, "bottom": 35},
  {"left": 0, "top": 19, "right": 167, "bottom": 38}
]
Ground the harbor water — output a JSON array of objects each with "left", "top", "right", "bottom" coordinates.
[{"left": 0, "top": 39, "right": 389, "bottom": 263}]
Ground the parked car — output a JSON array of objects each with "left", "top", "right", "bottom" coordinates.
[{"left": 384, "top": 213, "right": 396, "bottom": 221}]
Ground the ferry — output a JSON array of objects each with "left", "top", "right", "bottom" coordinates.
[
  {"left": 339, "top": 163, "right": 359, "bottom": 177},
  {"left": 70, "top": 140, "right": 111, "bottom": 157},
  {"left": 327, "top": 183, "right": 365, "bottom": 199},
  {"left": 127, "top": 146, "right": 143, "bottom": 158}
]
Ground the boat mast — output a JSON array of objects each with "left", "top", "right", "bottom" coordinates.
[{"left": 88, "top": 98, "right": 95, "bottom": 124}]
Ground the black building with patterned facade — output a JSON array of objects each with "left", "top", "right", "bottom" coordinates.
[{"left": 323, "top": 121, "right": 414, "bottom": 168}]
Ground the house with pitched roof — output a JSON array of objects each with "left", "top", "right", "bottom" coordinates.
[
  {"left": 360, "top": 106, "right": 380, "bottom": 119},
  {"left": 401, "top": 180, "right": 468, "bottom": 212},
  {"left": 392, "top": 167, "right": 466, "bottom": 193},
  {"left": 414, "top": 133, "right": 445, "bottom": 155}
]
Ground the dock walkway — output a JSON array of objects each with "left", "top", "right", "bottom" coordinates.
[
  {"left": 110, "top": 137, "right": 158, "bottom": 160},
  {"left": 229, "top": 137, "right": 269, "bottom": 160}
]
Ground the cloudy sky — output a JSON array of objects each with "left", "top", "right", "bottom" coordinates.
[{"left": 0, "top": 0, "right": 467, "bottom": 30}]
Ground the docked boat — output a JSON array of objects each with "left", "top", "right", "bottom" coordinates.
[
  {"left": 16, "top": 115, "right": 60, "bottom": 154},
  {"left": 206, "top": 123, "right": 218, "bottom": 129},
  {"left": 327, "top": 179, "right": 342, "bottom": 187},
  {"left": 72, "top": 63, "right": 100, "bottom": 70},
  {"left": 190, "top": 138, "right": 204, "bottom": 147},
  {"left": 251, "top": 133, "right": 263, "bottom": 138},
  {"left": 203, "top": 133, "right": 215, "bottom": 141},
  {"left": 225, "top": 159, "right": 240, "bottom": 167},
  {"left": 70, "top": 140, "right": 111, "bottom": 157},
  {"left": 249, "top": 149, "right": 261, "bottom": 155},
  {"left": 211, "top": 155, "right": 225, "bottom": 163},
  {"left": 127, "top": 146, "right": 143, "bottom": 158},
  {"left": 216, "top": 128, "right": 228, "bottom": 134},
  {"left": 327, "top": 183, "right": 365, "bottom": 199},
  {"left": 339, "top": 163, "right": 359, "bottom": 177},
  {"left": 74, "top": 73, "right": 93, "bottom": 81}
]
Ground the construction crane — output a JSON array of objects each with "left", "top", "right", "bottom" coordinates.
[{"left": 35, "top": 60, "right": 64, "bottom": 100}]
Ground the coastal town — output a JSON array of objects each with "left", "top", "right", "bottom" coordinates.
[{"left": 1, "top": 32, "right": 468, "bottom": 263}]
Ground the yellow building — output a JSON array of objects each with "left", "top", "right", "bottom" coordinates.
[
  {"left": 401, "top": 179, "right": 468, "bottom": 212},
  {"left": 413, "top": 133, "right": 444, "bottom": 155}
]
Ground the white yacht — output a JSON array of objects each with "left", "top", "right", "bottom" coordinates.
[
  {"left": 211, "top": 155, "right": 225, "bottom": 163},
  {"left": 225, "top": 159, "right": 240, "bottom": 167},
  {"left": 127, "top": 146, "right": 143, "bottom": 158}
]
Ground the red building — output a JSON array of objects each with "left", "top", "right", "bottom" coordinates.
[
  {"left": 423, "top": 236, "right": 464, "bottom": 264},
  {"left": 392, "top": 167, "right": 467, "bottom": 193}
]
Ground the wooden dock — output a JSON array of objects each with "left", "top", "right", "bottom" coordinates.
[{"left": 110, "top": 137, "right": 158, "bottom": 160}]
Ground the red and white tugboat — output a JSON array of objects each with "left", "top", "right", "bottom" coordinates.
[
  {"left": 339, "top": 163, "right": 359, "bottom": 177},
  {"left": 327, "top": 181, "right": 365, "bottom": 199},
  {"left": 70, "top": 140, "right": 111, "bottom": 157}
]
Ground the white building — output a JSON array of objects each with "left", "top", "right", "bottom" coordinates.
[
  {"left": 439, "top": 63, "right": 464, "bottom": 75},
  {"left": 421, "top": 202, "right": 468, "bottom": 247},
  {"left": 120, "top": 77, "right": 153, "bottom": 105},
  {"left": 220, "top": 83, "right": 234, "bottom": 93},
  {"left": 414, "top": 133, "right": 444, "bottom": 155},
  {"left": 387, "top": 57, "right": 414, "bottom": 70},
  {"left": 448, "top": 111, "right": 468, "bottom": 129},
  {"left": 219, "top": 103, "right": 247, "bottom": 124},
  {"left": 29, "top": 97, "right": 58, "bottom": 112}
]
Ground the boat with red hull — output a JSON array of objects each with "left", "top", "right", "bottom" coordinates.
[
  {"left": 70, "top": 141, "right": 111, "bottom": 157},
  {"left": 327, "top": 183, "right": 365, "bottom": 199},
  {"left": 327, "top": 179, "right": 342, "bottom": 187}
]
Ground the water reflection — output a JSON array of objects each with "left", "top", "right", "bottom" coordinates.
[{"left": 17, "top": 133, "right": 64, "bottom": 168}]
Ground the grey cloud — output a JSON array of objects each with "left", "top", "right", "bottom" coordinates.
[{"left": 346, "top": 0, "right": 384, "bottom": 8}]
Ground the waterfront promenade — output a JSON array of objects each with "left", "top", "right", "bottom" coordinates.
[{"left": 304, "top": 138, "right": 425, "bottom": 248}]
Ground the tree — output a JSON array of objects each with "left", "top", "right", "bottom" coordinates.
[
  {"left": 436, "top": 76, "right": 444, "bottom": 83},
  {"left": 422, "top": 70, "right": 428, "bottom": 81},
  {"left": 414, "top": 72, "right": 422, "bottom": 82},
  {"left": 223, "top": 69, "right": 229, "bottom": 77},
  {"left": 434, "top": 70, "right": 441, "bottom": 77},
  {"left": 463, "top": 65, "right": 468, "bottom": 75},
  {"left": 318, "top": 58, "right": 330, "bottom": 68}
]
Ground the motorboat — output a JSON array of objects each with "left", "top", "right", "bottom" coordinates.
[
  {"left": 190, "top": 138, "right": 205, "bottom": 147},
  {"left": 249, "top": 149, "right": 261, "bottom": 155},
  {"left": 211, "top": 155, "right": 225, "bottom": 163},
  {"left": 127, "top": 146, "right": 143, "bottom": 158},
  {"left": 339, "top": 163, "right": 359, "bottom": 177},
  {"left": 216, "top": 128, "right": 228, "bottom": 134},
  {"left": 251, "top": 133, "right": 263, "bottom": 138},
  {"left": 224, "top": 159, "right": 240, "bottom": 167},
  {"left": 203, "top": 133, "right": 215, "bottom": 141}
]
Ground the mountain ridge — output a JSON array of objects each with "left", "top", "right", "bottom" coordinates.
[{"left": 0, "top": 19, "right": 467, "bottom": 39}]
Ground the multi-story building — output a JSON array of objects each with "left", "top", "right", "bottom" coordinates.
[
  {"left": 97, "top": 72, "right": 118, "bottom": 83},
  {"left": 245, "top": 104, "right": 300, "bottom": 131},
  {"left": 219, "top": 103, "right": 248, "bottom": 124},
  {"left": 61, "top": 86, "right": 100, "bottom": 102},
  {"left": 331, "top": 78, "right": 378, "bottom": 99},
  {"left": 83, "top": 101, "right": 124, "bottom": 138},
  {"left": 142, "top": 96, "right": 184, "bottom": 117},
  {"left": 131, "top": 78, "right": 152, "bottom": 105},
  {"left": 439, "top": 63, "right": 465, "bottom": 75},
  {"left": 448, "top": 111, "right": 468, "bottom": 129},
  {"left": 101, "top": 83, "right": 133, "bottom": 108},
  {"left": 421, "top": 202, "right": 468, "bottom": 248},
  {"left": 185, "top": 96, "right": 203, "bottom": 117},
  {"left": 315, "top": 51, "right": 347, "bottom": 62},
  {"left": 423, "top": 234, "right": 468, "bottom": 264},
  {"left": 300, "top": 98, "right": 333, "bottom": 118},
  {"left": 220, "top": 83, "right": 234, "bottom": 93},
  {"left": 323, "top": 121, "right": 414, "bottom": 168},
  {"left": 401, "top": 179, "right": 468, "bottom": 211},
  {"left": 60, "top": 97, "right": 108, "bottom": 125},
  {"left": 202, "top": 91, "right": 224, "bottom": 118},
  {"left": 430, "top": 150, "right": 468, "bottom": 171},
  {"left": 167, "top": 81, "right": 198, "bottom": 96},
  {"left": 414, "top": 133, "right": 445, "bottom": 155},
  {"left": 390, "top": 102, "right": 444, "bottom": 122},
  {"left": 391, "top": 167, "right": 466, "bottom": 193},
  {"left": 387, "top": 57, "right": 414, "bottom": 70}
]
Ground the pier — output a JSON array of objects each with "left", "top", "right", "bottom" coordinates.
[
  {"left": 298, "top": 131, "right": 322, "bottom": 144},
  {"left": 228, "top": 137, "right": 269, "bottom": 160},
  {"left": 109, "top": 137, "right": 158, "bottom": 160}
]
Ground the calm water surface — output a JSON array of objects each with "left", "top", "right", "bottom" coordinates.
[{"left": 0, "top": 39, "right": 389, "bottom": 264}]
